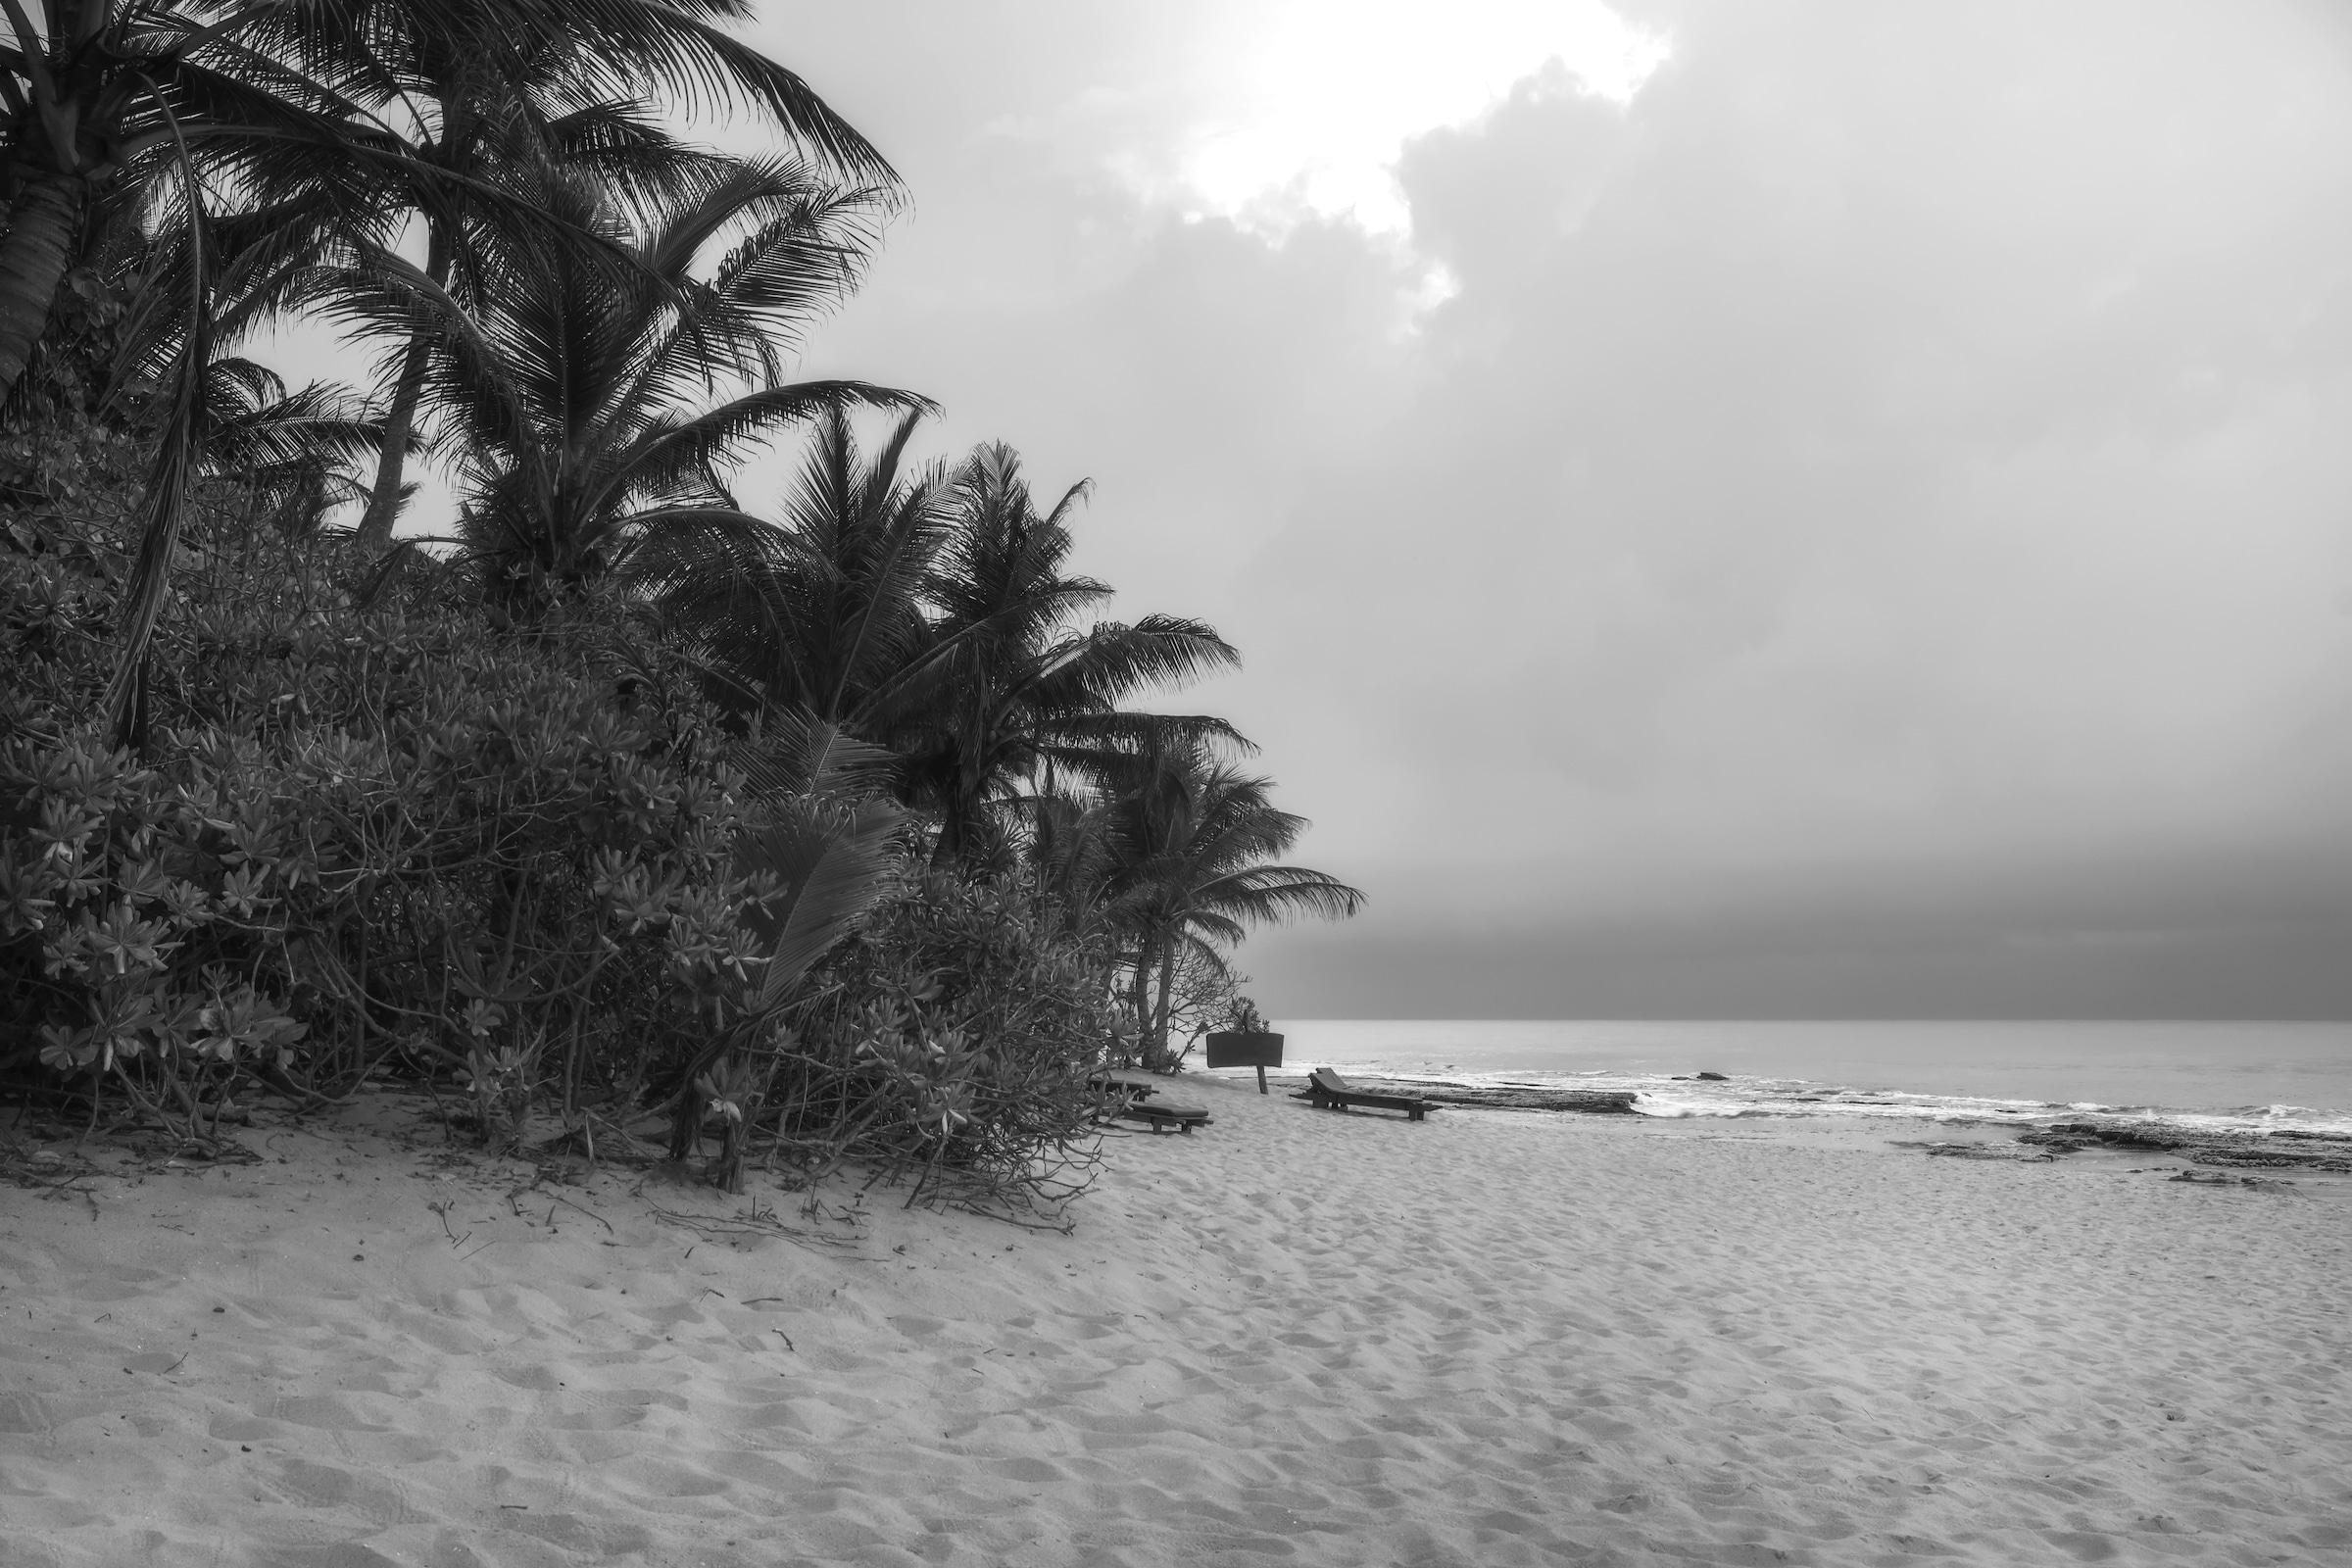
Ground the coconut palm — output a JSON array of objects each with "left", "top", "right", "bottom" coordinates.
[
  {"left": 1092, "top": 744, "right": 1363, "bottom": 1066},
  {"left": 270, "top": 0, "right": 904, "bottom": 544},
  {"left": 891, "top": 443, "right": 1243, "bottom": 868},
  {"left": 375, "top": 153, "right": 921, "bottom": 608},
  {"left": 323, "top": 93, "right": 728, "bottom": 547},
  {"left": 7, "top": 1, "right": 890, "bottom": 739},
  {"left": 1020, "top": 788, "right": 1117, "bottom": 939},
  {"left": 0, "top": 2, "right": 893, "bottom": 503},
  {"left": 638, "top": 402, "right": 957, "bottom": 724},
  {"left": 651, "top": 433, "right": 1246, "bottom": 860},
  {"left": 0, "top": 0, "right": 344, "bottom": 408},
  {"left": 196, "top": 356, "right": 389, "bottom": 531}
]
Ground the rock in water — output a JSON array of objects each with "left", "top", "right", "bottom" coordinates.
[
  {"left": 2018, "top": 1120, "right": 2352, "bottom": 1174},
  {"left": 1316, "top": 1076, "right": 1639, "bottom": 1114}
]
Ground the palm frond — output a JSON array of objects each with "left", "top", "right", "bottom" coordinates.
[{"left": 734, "top": 796, "right": 906, "bottom": 1008}]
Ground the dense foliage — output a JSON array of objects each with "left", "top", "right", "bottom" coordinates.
[
  {"left": 0, "top": 508, "right": 780, "bottom": 1147},
  {"left": 0, "top": 0, "right": 1362, "bottom": 1218},
  {"left": 746, "top": 872, "right": 1125, "bottom": 1210}
]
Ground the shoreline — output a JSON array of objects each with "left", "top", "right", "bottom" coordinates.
[
  {"left": 5, "top": 1075, "right": 2349, "bottom": 1564},
  {"left": 1279, "top": 1068, "right": 2352, "bottom": 1182},
  {"left": 1250, "top": 1019, "right": 2352, "bottom": 1140},
  {"left": 1208, "top": 1060, "right": 2352, "bottom": 1149}
]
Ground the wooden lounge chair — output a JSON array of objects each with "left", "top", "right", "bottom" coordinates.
[
  {"left": 1117, "top": 1101, "right": 1212, "bottom": 1135},
  {"left": 1088, "top": 1069, "right": 1209, "bottom": 1133},
  {"left": 1293, "top": 1067, "right": 1434, "bottom": 1122}
]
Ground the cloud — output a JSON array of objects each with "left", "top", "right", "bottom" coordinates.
[
  {"left": 378, "top": 1, "right": 2352, "bottom": 1016},
  {"left": 1241, "top": 1, "right": 2352, "bottom": 923},
  {"left": 1128, "top": 0, "right": 1665, "bottom": 234}
]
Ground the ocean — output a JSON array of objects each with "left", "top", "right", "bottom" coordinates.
[{"left": 1220, "top": 1019, "right": 2352, "bottom": 1137}]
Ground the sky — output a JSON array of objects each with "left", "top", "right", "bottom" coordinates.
[{"left": 378, "top": 1, "right": 2352, "bottom": 1019}]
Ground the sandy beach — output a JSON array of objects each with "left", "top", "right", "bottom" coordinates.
[{"left": 3, "top": 1075, "right": 2348, "bottom": 1567}]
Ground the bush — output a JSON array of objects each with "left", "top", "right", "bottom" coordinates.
[
  {"left": 744, "top": 871, "right": 1123, "bottom": 1218},
  {"left": 2, "top": 495, "right": 1132, "bottom": 1222},
  {"left": 0, "top": 513, "right": 785, "bottom": 1152}
]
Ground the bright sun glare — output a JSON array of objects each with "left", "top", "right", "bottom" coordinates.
[{"left": 1167, "top": 0, "right": 1667, "bottom": 235}]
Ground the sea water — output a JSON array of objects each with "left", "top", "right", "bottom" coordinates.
[{"left": 1231, "top": 1019, "right": 2352, "bottom": 1137}]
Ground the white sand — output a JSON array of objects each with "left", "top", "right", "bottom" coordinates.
[{"left": 3, "top": 1074, "right": 2348, "bottom": 1566}]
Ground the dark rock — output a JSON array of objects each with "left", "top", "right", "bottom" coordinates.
[
  {"left": 1890, "top": 1140, "right": 2055, "bottom": 1163},
  {"left": 2168, "top": 1170, "right": 2299, "bottom": 1192},
  {"left": 1694, "top": 1071, "right": 1730, "bottom": 1082},
  {"left": 1313, "top": 1076, "right": 1640, "bottom": 1114},
  {"left": 2018, "top": 1118, "right": 2352, "bottom": 1174},
  {"left": 2181, "top": 1149, "right": 2329, "bottom": 1170}
]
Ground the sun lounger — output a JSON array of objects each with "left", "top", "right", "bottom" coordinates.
[
  {"left": 1293, "top": 1067, "right": 1434, "bottom": 1121},
  {"left": 1117, "top": 1101, "right": 1212, "bottom": 1135},
  {"left": 1088, "top": 1070, "right": 1210, "bottom": 1132}
]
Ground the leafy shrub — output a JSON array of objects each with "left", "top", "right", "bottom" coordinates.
[
  {"left": 747, "top": 871, "right": 1124, "bottom": 1217},
  {"left": 0, "top": 514, "right": 790, "bottom": 1152},
  {"left": 2, "top": 492, "right": 1134, "bottom": 1220}
]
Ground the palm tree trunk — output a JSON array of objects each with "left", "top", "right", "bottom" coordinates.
[
  {"left": 1153, "top": 944, "right": 1178, "bottom": 1064},
  {"left": 0, "top": 172, "right": 88, "bottom": 410},
  {"left": 929, "top": 794, "right": 966, "bottom": 870},
  {"left": 101, "top": 380, "right": 200, "bottom": 748},
  {"left": 353, "top": 333, "right": 428, "bottom": 546},
  {"left": 104, "top": 129, "right": 210, "bottom": 752},
  {"left": 1128, "top": 952, "right": 1153, "bottom": 1065},
  {"left": 354, "top": 233, "right": 450, "bottom": 548}
]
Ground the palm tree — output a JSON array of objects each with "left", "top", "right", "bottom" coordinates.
[
  {"left": 196, "top": 356, "right": 389, "bottom": 532},
  {"left": 638, "top": 402, "right": 956, "bottom": 723},
  {"left": 1092, "top": 744, "right": 1363, "bottom": 1067},
  {"left": 0, "top": 0, "right": 346, "bottom": 408},
  {"left": 328, "top": 93, "right": 724, "bottom": 548},
  {"left": 0, "top": 3, "right": 894, "bottom": 503},
  {"left": 1021, "top": 788, "right": 1117, "bottom": 940},
  {"left": 5, "top": 1, "right": 888, "bottom": 738},
  {"left": 651, "top": 434, "right": 1246, "bottom": 862},
  {"left": 382, "top": 154, "right": 921, "bottom": 608},
  {"left": 272, "top": 0, "right": 904, "bottom": 545},
  {"left": 892, "top": 443, "right": 1243, "bottom": 868}
]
